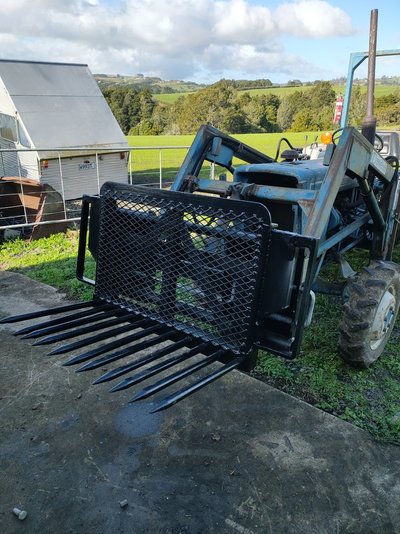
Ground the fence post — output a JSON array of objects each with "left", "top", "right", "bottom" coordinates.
[
  {"left": 58, "top": 152, "right": 67, "bottom": 219},
  {"left": 18, "top": 181, "right": 29, "bottom": 226},
  {"left": 95, "top": 152, "right": 100, "bottom": 194},
  {"left": 210, "top": 162, "right": 215, "bottom": 180},
  {"left": 16, "top": 151, "right": 29, "bottom": 225},
  {"left": 159, "top": 149, "right": 162, "bottom": 189}
]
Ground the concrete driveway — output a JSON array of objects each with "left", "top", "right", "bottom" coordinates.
[{"left": 0, "top": 271, "right": 399, "bottom": 533}]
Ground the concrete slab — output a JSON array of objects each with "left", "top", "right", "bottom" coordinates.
[{"left": 0, "top": 271, "right": 399, "bottom": 533}]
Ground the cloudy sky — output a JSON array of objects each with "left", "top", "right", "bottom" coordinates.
[{"left": 0, "top": 0, "right": 399, "bottom": 83}]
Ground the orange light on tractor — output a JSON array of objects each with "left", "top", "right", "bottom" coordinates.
[{"left": 321, "top": 131, "right": 333, "bottom": 145}]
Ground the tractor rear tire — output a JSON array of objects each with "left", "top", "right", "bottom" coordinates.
[{"left": 338, "top": 260, "right": 400, "bottom": 368}]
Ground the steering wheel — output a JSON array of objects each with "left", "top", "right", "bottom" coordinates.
[
  {"left": 332, "top": 128, "right": 344, "bottom": 146},
  {"left": 332, "top": 128, "right": 384, "bottom": 152},
  {"left": 374, "top": 133, "right": 384, "bottom": 152}
]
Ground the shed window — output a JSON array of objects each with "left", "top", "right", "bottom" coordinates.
[{"left": 0, "top": 113, "right": 17, "bottom": 142}]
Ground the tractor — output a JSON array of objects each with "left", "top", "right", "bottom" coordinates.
[{"left": 2, "top": 9, "right": 399, "bottom": 412}]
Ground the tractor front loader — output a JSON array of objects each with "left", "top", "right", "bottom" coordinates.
[{"left": 2, "top": 9, "right": 399, "bottom": 413}]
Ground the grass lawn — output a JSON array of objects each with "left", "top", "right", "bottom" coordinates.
[{"left": 0, "top": 231, "right": 399, "bottom": 444}]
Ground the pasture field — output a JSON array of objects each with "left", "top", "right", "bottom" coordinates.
[
  {"left": 153, "top": 84, "right": 400, "bottom": 104},
  {"left": 234, "top": 84, "right": 400, "bottom": 98},
  {"left": 154, "top": 92, "right": 193, "bottom": 104},
  {"left": 126, "top": 131, "right": 322, "bottom": 182},
  {"left": 127, "top": 134, "right": 192, "bottom": 182},
  {"left": 127, "top": 131, "right": 321, "bottom": 159}
]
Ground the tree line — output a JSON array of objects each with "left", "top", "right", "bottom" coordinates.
[{"left": 102, "top": 81, "right": 400, "bottom": 136}]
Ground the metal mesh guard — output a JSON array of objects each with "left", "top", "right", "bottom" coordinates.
[{"left": 94, "top": 184, "right": 271, "bottom": 354}]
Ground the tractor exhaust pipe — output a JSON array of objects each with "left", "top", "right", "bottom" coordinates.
[{"left": 361, "top": 9, "right": 378, "bottom": 145}]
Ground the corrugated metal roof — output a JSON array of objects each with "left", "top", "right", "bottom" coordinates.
[{"left": 0, "top": 60, "right": 128, "bottom": 152}]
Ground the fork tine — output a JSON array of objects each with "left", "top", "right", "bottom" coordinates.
[
  {"left": 92, "top": 336, "right": 192, "bottom": 384},
  {"left": 61, "top": 323, "right": 162, "bottom": 364},
  {"left": 49, "top": 318, "right": 151, "bottom": 356},
  {"left": 150, "top": 356, "right": 243, "bottom": 412},
  {"left": 20, "top": 305, "right": 117, "bottom": 338},
  {"left": 111, "top": 342, "right": 211, "bottom": 393},
  {"left": 129, "top": 349, "right": 224, "bottom": 401},
  {"left": 32, "top": 311, "right": 131, "bottom": 345},
  {"left": 77, "top": 330, "right": 175, "bottom": 372},
  {"left": 14, "top": 304, "right": 115, "bottom": 336},
  {"left": 0, "top": 300, "right": 102, "bottom": 323}
]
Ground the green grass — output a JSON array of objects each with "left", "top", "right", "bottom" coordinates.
[
  {"left": 0, "top": 231, "right": 399, "bottom": 443},
  {"left": 237, "top": 84, "right": 400, "bottom": 98},
  {"left": 254, "top": 246, "right": 400, "bottom": 445},
  {"left": 126, "top": 131, "right": 323, "bottom": 179},
  {"left": 127, "top": 131, "right": 325, "bottom": 152},
  {"left": 0, "top": 231, "right": 95, "bottom": 302},
  {"left": 126, "top": 134, "right": 192, "bottom": 182},
  {"left": 153, "top": 92, "right": 193, "bottom": 104},
  {"left": 153, "top": 84, "right": 400, "bottom": 103},
  {"left": 254, "top": 293, "right": 400, "bottom": 444},
  {"left": 127, "top": 133, "right": 194, "bottom": 148}
]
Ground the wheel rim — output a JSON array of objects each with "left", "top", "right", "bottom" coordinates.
[{"left": 370, "top": 287, "right": 396, "bottom": 351}]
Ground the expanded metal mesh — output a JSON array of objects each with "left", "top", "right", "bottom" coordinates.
[{"left": 94, "top": 186, "right": 270, "bottom": 353}]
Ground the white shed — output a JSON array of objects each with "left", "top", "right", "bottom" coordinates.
[{"left": 0, "top": 59, "right": 128, "bottom": 200}]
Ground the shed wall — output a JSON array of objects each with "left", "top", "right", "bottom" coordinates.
[
  {"left": 41, "top": 152, "right": 128, "bottom": 199},
  {"left": 17, "top": 151, "right": 39, "bottom": 179}
]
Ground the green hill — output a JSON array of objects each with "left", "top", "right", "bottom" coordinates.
[
  {"left": 153, "top": 83, "right": 400, "bottom": 105},
  {"left": 95, "top": 74, "right": 204, "bottom": 94},
  {"left": 95, "top": 72, "right": 400, "bottom": 104}
]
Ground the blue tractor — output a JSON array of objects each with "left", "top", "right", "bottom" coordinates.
[{"left": 2, "top": 10, "right": 399, "bottom": 412}]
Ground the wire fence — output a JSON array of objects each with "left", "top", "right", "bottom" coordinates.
[
  {"left": 0, "top": 144, "right": 190, "bottom": 239},
  {"left": 128, "top": 145, "right": 190, "bottom": 187}
]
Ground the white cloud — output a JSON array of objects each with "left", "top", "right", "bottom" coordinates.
[
  {"left": 214, "top": 0, "right": 275, "bottom": 43},
  {"left": 202, "top": 43, "right": 314, "bottom": 78},
  {"left": 0, "top": 0, "right": 355, "bottom": 80},
  {"left": 275, "top": 0, "right": 354, "bottom": 38}
]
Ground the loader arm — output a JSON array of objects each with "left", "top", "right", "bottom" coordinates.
[
  {"left": 304, "top": 127, "right": 395, "bottom": 243},
  {"left": 171, "top": 123, "right": 274, "bottom": 192}
]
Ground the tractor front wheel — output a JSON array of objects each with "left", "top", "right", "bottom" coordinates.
[{"left": 339, "top": 261, "right": 400, "bottom": 368}]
